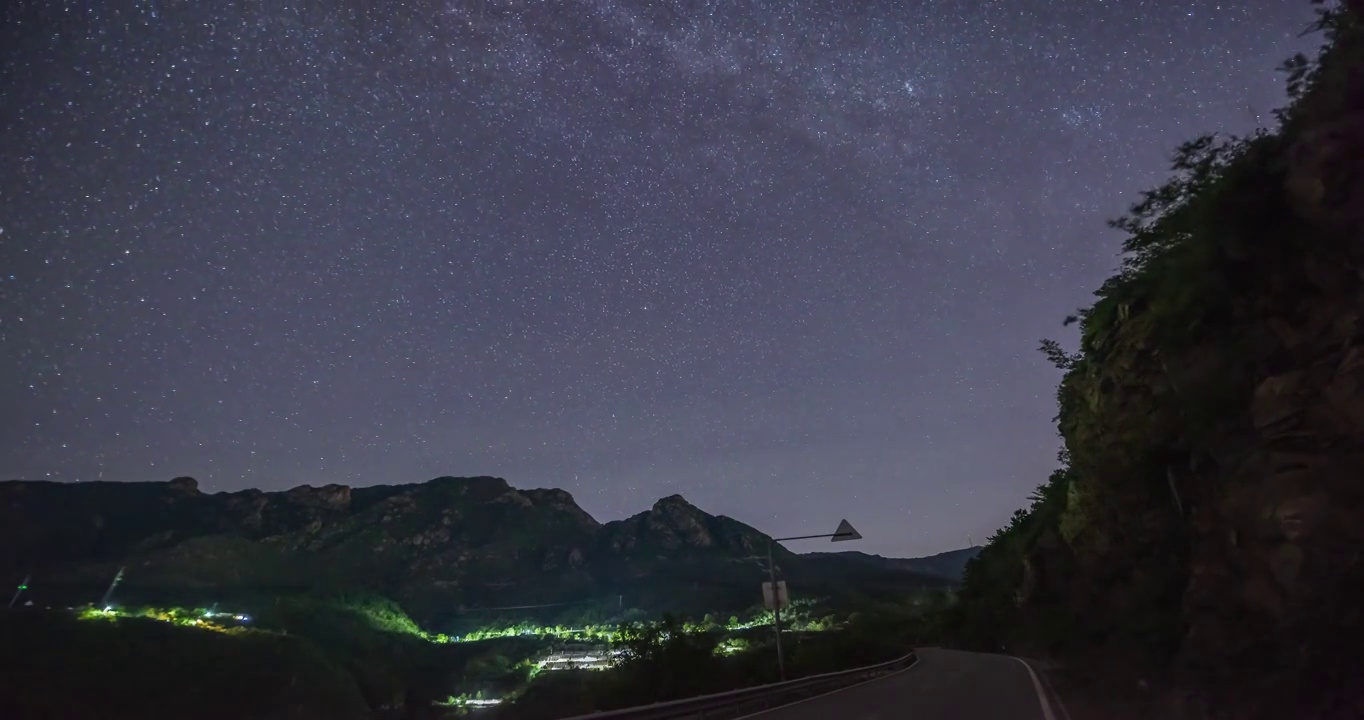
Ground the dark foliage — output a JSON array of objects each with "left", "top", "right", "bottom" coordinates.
[
  {"left": 945, "top": 3, "right": 1364, "bottom": 716},
  {"left": 0, "top": 609, "right": 370, "bottom": 720}
]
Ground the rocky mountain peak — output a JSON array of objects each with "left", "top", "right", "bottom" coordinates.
[
  {"left": 596, "top": 494, "right": 771, "bottom": 558},
  {"left": 651, "top": 494, "right": 697, "bottom": 512},
  {"left": 522, "top": 488, "right": 601, "bottom": 529},
  {"left": 285, "top": 483, "right": 352, "bottom": 510},
  {"left": 168, "top": 476, "right": 199, "bottom": 495},
  {"left": 424, "top": 475, "right": 511, "bottom": 492}
]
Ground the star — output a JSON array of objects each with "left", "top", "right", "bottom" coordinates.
[{"left": 0, "top": 0, "right": 1322, "bottom": 557}]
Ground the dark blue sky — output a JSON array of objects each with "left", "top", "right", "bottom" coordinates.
[{"left": 1, "top": 1, "right": 1319, "bottom": 556}]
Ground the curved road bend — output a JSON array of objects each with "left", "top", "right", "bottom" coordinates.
[{"left": 742, "top": 648, "right": 1060, "bottom": 720}]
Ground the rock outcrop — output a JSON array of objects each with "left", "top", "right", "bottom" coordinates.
[
  {"left": 597, "top": 494, "right": 772, "bottom": 560},
  {"left": 949, "top": 6, "right": 1364, "bottom": 717},
  {"left": 1171, "top": 274, "right": 1364, "bottom": 719},
  {"left": 285, "top": 484, "right": 352, "bottom": 511}
]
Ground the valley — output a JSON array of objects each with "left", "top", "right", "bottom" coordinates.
[{"left": 0, "top": 476, "right": 965, "bottom": 718}]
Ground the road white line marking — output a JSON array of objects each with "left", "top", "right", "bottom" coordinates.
[
  {"left": 734, "top": 655, "right": 921, "bottom": 719},
  {"left": 1013, "top": 656, "right": 1060, "bottom": 720},
  {"left": 1034, "top": 662, "right": 1074, "bottom": 720}
]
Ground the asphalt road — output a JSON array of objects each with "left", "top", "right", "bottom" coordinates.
[{"left": 742, "top": 648, "right": 1058, "bottom": 720}]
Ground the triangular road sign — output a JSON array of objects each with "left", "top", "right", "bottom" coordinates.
[{"left": 831, "top": 519, "right": 862, "bottom": 542}]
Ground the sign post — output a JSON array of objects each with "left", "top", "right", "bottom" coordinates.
[{"left": 765, "top": 519, "right": 861, "bottom": 681}]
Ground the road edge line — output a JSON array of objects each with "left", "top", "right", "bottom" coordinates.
[
  {"left": 1033, "top": 662, "right": 1074, "bottom": 720},
  {"left": 733, "top": 655, "right": 922, "bottom": 719},
  {"left": 1013, "top": 656, "right": 1061, "bottom": 720}
]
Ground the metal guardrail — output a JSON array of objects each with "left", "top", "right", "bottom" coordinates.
[{"left": 555, "top": 649, "right": 919, "bottom": 720}]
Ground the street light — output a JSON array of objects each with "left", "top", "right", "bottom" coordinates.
[{"left": 765, "top": 519, "right": 861, "bottom": 681}]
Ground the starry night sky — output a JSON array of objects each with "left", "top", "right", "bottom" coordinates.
[{"left": 0, "top": 1, "right": 1319, "bottom": 557}]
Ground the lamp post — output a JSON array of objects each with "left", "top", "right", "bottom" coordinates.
[{"left": 765, "top": 519, "right": 862, "bottom": 681}]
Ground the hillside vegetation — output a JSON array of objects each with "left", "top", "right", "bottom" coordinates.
[
  {"left": 0, "top": 476, "right": 952, "bottom": 627},
  {"left": 0, "top": 477, "right": 959, "bottom": 718},
  {"left": 0, "top": 586, "right": 951, "bottom": 719},
  {"left": 0, "top": 610, "right": 370, "bottom": 720},
  {"left": 946, "top": 2, "right": 1364, "bottom": 718}
]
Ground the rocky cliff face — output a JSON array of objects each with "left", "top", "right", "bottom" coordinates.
[
  {"left": 951, "top": 7, "right": 1364, "bottom": 718},
  {"left": 1174, "top": 211, "right": 1364, "bottom": 717},
  {"left": 1169, "top": 20, "right": 1364, "bottom": 718}
]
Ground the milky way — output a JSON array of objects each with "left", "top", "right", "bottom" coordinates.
[{"left": 0, "top": 1, "right": 1319, "bottom": 556}]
